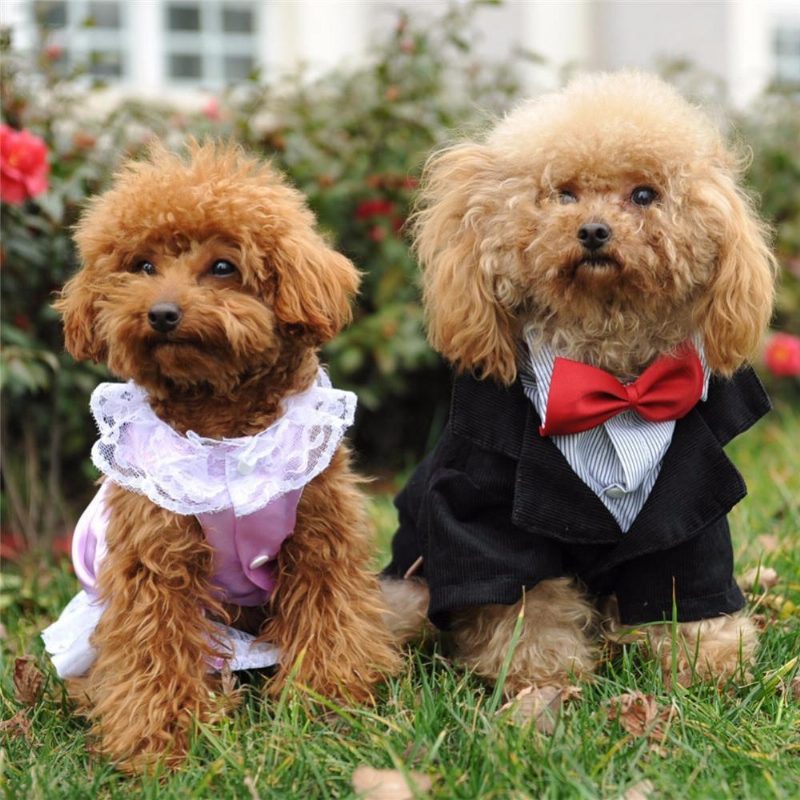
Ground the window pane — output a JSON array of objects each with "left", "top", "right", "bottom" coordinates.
[
  {"left": 223, "top": 7, "right": 254, "bottom": 34},
  {"left": 169, "top": 52, "right": 203, "bottom": 79},
  {"left": 167, "top": 4, "right": 200, "bottom": 32},
  {"left": 88, "top": 2, "right": 121, "bottom": 30},
  {"left": 33, "top": 1, "right": 67, "bottom": 29},
  {"left": 223, "top": 54, "right": 254, "bottom": 81},
  {"left": 89, "top": 50, "right": 123, "bottom": 78},
  {"left": 773, "top": 27, "right": 800, "bottom": 82}
]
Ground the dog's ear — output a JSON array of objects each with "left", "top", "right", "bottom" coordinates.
[
  {"left": 693, "top": 165, "right": 776, "bottom": 376},
  {"left": 414, "top": 143, "right": 518, "bottom": 384},
  {"left": 272, "top": 228, "right": 360, "bottom": 344},
  {"left": 53, "top": 265, "right": 107, "bottom": 363}
]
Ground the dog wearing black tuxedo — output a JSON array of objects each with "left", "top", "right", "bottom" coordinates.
[{"left": 382, "top": 72, "right": 775, "bottom": 692}]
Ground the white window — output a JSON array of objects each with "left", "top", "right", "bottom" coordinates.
[
  {"left": 773, "top": 23, "right": 800, "bottom": 84},
  {"left": 32, "top": 0, "right": 128, "bottom": 81},
  {"left": 164, "top": 1, "right": 259, "bottom": 86}
]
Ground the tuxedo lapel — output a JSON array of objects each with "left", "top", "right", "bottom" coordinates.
[
  {"left": 512, "top": 402, "right": 622, "bottom": 542},
  {"left": 450, "top": 369, "right": 769, "bottom": 552}
]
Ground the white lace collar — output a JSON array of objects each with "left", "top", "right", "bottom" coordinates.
[{"left": 89, "top": 368, "right": 356, "bottom": 517}]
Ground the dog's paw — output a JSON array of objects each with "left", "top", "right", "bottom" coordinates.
[{"left": 648, "top": 613, "right": 758, "bottom": 687}]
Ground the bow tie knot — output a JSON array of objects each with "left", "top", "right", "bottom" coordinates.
[{"left": 540, "top": 344, "right": 704, "bottom": 436}]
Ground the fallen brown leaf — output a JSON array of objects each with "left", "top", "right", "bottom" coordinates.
[
  {"left": 623, "top": 779, "right": 655, "bottom": 800},
  {"left": 739, "top": 566, "right": 779, "bottom": 592},
  {"left": 559, "top": 684, "right": 583, "bottom": 703},
  {"left": 499, "top": 684, "right": 581, "bottom": 733},
  {"left": 606, "top": 692, "right": 659, "bottom": 737},
  {"left": 0, "top": 709, "right": 32, "bottom": 740},
  {"left": 219, "top": 662, "right": 237, "bottom": 696},
  {"left": 13, "top": 657, "right": 44, "bottom": 705},
  {"left": 750, "top": 613, "right": 771, "bottom": 631},
  {"left": 790, "top": 675, "right": 800, "bottom": 702},
  {"left": 352, "top": 767, "right": 432, "bottom": 800},
  {"left": 606, "top": 691, "right": 675, "bottom": 742}
]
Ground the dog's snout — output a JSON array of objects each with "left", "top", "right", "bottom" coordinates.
[
  {"left": 148, "top": 302, "right": 182, "bottom": 333},
  {"left": 578, "top": 222, "right": 612, "bottom": 252}
]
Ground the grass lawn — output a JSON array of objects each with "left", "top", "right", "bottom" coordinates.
[{"left": 1, "top": 401, "right": 798, "bottom": 799}]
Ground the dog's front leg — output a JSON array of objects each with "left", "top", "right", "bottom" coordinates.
[
  {"left": 75, "top": 487, "right": 221, "bottom": 772},
  {"left": 259, "top": 449, "right": 400, "bottom": 703}
]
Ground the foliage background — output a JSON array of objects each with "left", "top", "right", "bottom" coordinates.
[{"left": 1, "top": 3, "right": 799, "bottom": 547}]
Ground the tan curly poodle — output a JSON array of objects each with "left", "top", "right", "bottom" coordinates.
[
  {"left": 382, "top": 71, "right": 775, "bottom": 694},
  {"left": 53, "top": 142, "right": 399, "bottom": 771}
]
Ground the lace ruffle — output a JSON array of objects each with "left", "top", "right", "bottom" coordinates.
[
  {"left": 89, "top": 369, "right": 355, "bottom": 517},
  {"left": 41, "top": 591, "right": 280, "bottom": 678}
]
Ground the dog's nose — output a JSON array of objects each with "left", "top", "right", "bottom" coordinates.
[
  {"left": 578, "top": 222, "right": 612, "bottom": 252},
  {"left": 148, "top": 302, "right": 182, "bottom": 333}
]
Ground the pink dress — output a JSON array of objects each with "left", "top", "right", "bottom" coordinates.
[{"left": 42, "top": 369, "right": 356, "bottom": 678}]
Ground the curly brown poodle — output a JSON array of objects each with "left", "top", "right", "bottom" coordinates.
[
  {"left": 54, "top": 141, "right": 399, "bottom": 771},
  {"left": 382, "top": 72, "right": 776, "bottom": 694}
]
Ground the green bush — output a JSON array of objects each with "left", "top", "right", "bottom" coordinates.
[
  {"left": 1, "top": 4, "right": 798, "bottom": 545},
  {"left": 738, "top": 90, "right": 800, "bottom": 335}
]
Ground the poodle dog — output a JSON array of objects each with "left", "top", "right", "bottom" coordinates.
[
  {"left": 47, "top": 142, "right": 399, "bottom": 771},
  {"left": 382, "top": 72, "right": 775, "bottom": 694}
]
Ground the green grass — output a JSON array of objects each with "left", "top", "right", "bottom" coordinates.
[{"left": 1, "top": 404, "right": 798, "bottom": 799}]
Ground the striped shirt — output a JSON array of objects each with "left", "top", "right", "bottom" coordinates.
[{"left": 520, "top": 329, "right": 710, "bottom": 532}]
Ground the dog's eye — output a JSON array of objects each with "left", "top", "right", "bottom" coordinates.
[
  {"left": 631, "top": 186, "right": 658, "bottom": 207},
  {"left": 133, "top": 260, "right": 156, "bottom": 275},
  {"left": 210, "top": 260, "right": 237, "bottom": 277},
  {"left": 558, "top": 189, "right": 578, "bottom": 205}
]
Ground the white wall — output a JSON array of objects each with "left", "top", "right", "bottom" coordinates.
[{"left": 4, "top": 0, "right": 798, "bottom": 107}]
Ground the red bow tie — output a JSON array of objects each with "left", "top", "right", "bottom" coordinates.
[{"left": 540, "top": 344, "right": 704, "bottom": 436}]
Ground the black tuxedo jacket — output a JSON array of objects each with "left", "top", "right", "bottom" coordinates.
[{"left": 384, "top": 368, "right": 771, "bottom": 629}]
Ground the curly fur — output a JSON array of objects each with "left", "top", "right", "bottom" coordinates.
[
  {"left": 392, "top": 72, "right": 774, "bottom": 691},
  {"left": 449, "top": 579, "right": 597, "bottom": 694},
  {"left": 645, "top": 613, "right": 758, "bottom": 688},
  {"left": 55, "top": 141, "right": 400, "bottom": 771}
]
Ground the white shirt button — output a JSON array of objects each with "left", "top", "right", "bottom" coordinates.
[
  {"left": 249, "top": 554, "right": 271, "bottom": 569},
  {"left": 605, "top": 485, "right": 627, "bottom": 499}
]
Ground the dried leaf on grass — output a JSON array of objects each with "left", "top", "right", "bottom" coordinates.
[
  {"left": 219, "top": 662, "right": 239, "bottom": 699},
  {"left": 790, "top": 675, "right": 800, "bottom": 701},
  {"left": 623, "top": 779, "right": 655, "bottom": 800},
  {"left": 499, "top": 684, "right": 582, "bottom": 733},
  {"left": 352, "top": 766, "right": 432, "bottom": 799},
  {"left": 750, "top": 613, "right": 772, "bottom": 631},
  {"left": 210, "top": 663, "right": 243, "bottom": 716},
  {"left": 740, "top": 566, "right": 779, "bottom": 592},
  {"left": 606, "top": 692, "right": 659, "bottom": 736},
  {"left": 13, "top": 657, "right": 44, "bottom": 705},
  {"left": 606, "top": 691, "right": 675, "bottom": 747},
  {"left": 0, "top": 709, "right": 32, "bottom": 740},
  {"left": 757, "top": 534, "right": 780, "bottom": 554}
]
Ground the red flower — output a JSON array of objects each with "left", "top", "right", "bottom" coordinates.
[
  {"left": 202, "top": 96, "right": 222, "bottom": 121},
  {"left": 52, "top": 532, "right": 74, "bottom": 560},
  {"left": 44, "top": 44, "right": 64, "bottom": 61},
  {"left": 0, "top": 125, "right": 50, "bottom": 205},
  {"left": 765, "top": 333, "right": 800, "bottom": 377},
  {"left": 355, "top": 198, "right": 395, "bottom": 220},
  {"left": 0, "top": 529, "right": 27, "bottom": 562}
]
